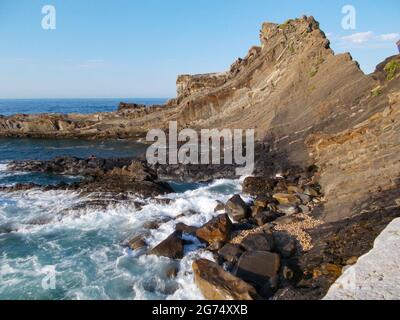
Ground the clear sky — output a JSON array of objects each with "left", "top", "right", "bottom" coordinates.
[{"left": 0, "top": 0, "right": 399, "bottom": 99}]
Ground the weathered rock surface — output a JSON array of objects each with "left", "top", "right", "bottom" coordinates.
[
  {"left": 324, "top": 218, "right": 400, "bottom": 300},
  {"left": 192, "top": 259, "right": 259, "bottom": 300},
  {"left": 149, "top": 231, "right": 184, "bottom": 259},
  {"left": 239, "top": 233, "right": 275, "bottom": 252},
  {"left": 196, "top": 214, "right": 232, "bottom": 245},
  {"left": 7, "top": 156, "right": 173, "bottom": 197},
  {"left": 225, "top": 195, "right": 249, "bottom": 221},
  {"left": 234, "top": 251, "right": 281, "bottom": 286}
]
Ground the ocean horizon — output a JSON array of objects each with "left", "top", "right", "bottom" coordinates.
[{"left": 0, "top": 98, "right": 169, "bottom": 116}]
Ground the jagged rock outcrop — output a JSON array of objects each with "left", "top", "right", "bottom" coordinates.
[{"left": 1, "top": 16, "right": 399, "bottom": 223}]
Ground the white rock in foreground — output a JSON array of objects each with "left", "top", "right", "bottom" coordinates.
[{"left": 324, "top": 218, "right": 400, "bottom": 300}]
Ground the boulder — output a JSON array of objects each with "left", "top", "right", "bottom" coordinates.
[
  {"left": 225, "top": 195, "right": 249, "bottom": 221},
  {"left": 254, "top": 195, "right": 269, "bottom": 208},
  {"left": 196, "top": 214, "right": 232, "bottom": 245},
  {"left": 273, "top": 193, "right": 301, "bottom": 205},
  {"left": 218, "top": 244, "right": 244, "bottom": 264},
  {"left": 175, "top": 222, "right": 198, "bottom": 235},
  {"left": 303, "top": 186, "right": 319, "bottom": 197},
  {"left": 240, "top": 233, "right": 275, "bottom": 252},
  {"left": 287, "top": 186, "right": 303, "bottom": 194},
  {"left": 273, "top": 232, "right": 297, "bottom": 258},
  {"left": 242, "top": 177, "right": 275, "bottom": 196},
  {"left": 253, "top": 205, "right": 269, "bottom": 217},
  {"left": 192, "top": 259, "right": 259, "bottom": 300},
  {"left": 254, "top": 211, "right": 278, "bottom": 226},
  {"left": 234, "top": 251, "right": 281, "bottom": 286},
  {"left": 149, "top": 231, "right": 184, "bottom": 259},
  {"left": 214, "top": 201, "right": 225, "bottom": 212}
]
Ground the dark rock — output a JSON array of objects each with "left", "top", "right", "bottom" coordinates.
[
  {"left": 175, "top": 222, "right": 198, "bottom": 235},
  {"left": 251, "top": 205, "right": 264, "bottom": 217},
  {"left": 254, "top": 211, "right": 278, "bottom": 226},
  {"left": 149, "top": 231, "right": 184, "bottom": 259},
  {"left": 196, "top": 214, "right": 232, "bottom": 245},
  {"left": 234, "top": 251, "right": 281, "bottom": 287},
  {"left": 254, "top": 195, "right": 269, "bottom": 208},
  {"left": 282, "top": 266, "right": 294, "bottom": 280},
  {"left": 192, "top": 259, "right": 259, "bottom": 300},
  {"left": 214, "top": 201, "right": 225, "bottom": 212},
  {"left": 207, "top": 240, "right": 225, "bottom": 252},
  {"left": 242, "top": 177, "right": 275, "bottom": 196},
  {"left": 240, "top": 232, "right": 275, "bottom": 252},
  {"left": 259, "top": 276, "right": 280, "bottom": 299},
  {"left": 273, "top": 232, "right": 297, "bottom": 258},
  {"left": 166, "top": 266, "right": 179, "bottom": 279},
  {"left": 225, "top": 194, "right": 249, "bottom": 221},
  {"left": 218, "top": 244, "right": 244, "bottom": 264}
]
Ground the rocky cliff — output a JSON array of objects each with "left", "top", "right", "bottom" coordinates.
[{"left": 1, "top": 16, "right": 399, "bottom": 225}]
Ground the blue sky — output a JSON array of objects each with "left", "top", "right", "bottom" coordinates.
[{"left": 0, "top": 0, "right": 399, "bottom": 99}]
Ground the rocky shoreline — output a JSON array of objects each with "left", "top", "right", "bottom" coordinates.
[
  {"left": 6, "top": 157, "right": 399, "bottom": 299},
  {"left": 1, "top": 15, "right": 400, "bottom": 299}
]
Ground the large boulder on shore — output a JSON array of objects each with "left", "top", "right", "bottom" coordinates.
[
  {"left": 149, "top": 231, "right": 184, "bottom": 259},
  {"left": 192, "top": 259, "right": 259, "bottom": 300},
  {"left": 225, "top": 195, "right": 250, "bottom": 222},
  {"left": 240, "top": 232, "right": 275, "bottom": 252},
  {"left": 196, "top": 214, "right": 232, "bottom": 245},
  {"left": 242, "top": 177, "right": 275, "bottom": 196},
  {"left": 234, "top": 251, "right": 280, "bottom": 287}
]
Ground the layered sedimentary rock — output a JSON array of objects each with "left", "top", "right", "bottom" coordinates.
[{"left": 1, "top": 16, "right": 399, "bottom": 223}]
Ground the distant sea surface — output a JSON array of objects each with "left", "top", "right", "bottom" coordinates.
[{"left": 0, "top": 98, "right": 168, "bottom": 116}]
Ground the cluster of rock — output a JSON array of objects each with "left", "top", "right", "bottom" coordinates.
[
  {"left": 6, "top": 156, "right": 173, "bottom": 197},
  {"left": 126, "top": 167, "right": 324, "bottom": 300}
]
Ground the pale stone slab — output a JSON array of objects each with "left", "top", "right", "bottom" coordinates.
[{"left": 324, "top": 218, "right": 400, "bottom": 300}]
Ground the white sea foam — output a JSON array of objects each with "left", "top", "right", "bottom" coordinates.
[{"left": 0, "top": 178, "right": 242, "bottom": 300}]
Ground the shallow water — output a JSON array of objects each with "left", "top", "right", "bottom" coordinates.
[{"left": 0, "top": 137, "right": 242, "bottom": 300}]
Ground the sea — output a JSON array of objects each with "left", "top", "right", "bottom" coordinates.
[{"left": 0, "top": 99, "right": 242, "bottom": 300}]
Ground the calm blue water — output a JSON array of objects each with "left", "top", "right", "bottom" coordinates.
[
  {"left": 0, "top": 101, "right": 239, "bottom": 300},
  {"left": 0, "top": 98, "right": 168, "bottom": 116}
]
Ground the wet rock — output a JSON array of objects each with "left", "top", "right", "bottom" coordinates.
[
  {"left": 240, "top": 232, "right": 275, "bottom": 252},
  {"left": 242, "top": 177, "right": 275, "bottom": 196},
  {"left": 273, "top": 193, "right": 301, "bottom": 205},
  {"left": 175, "top": 222, "right": 198, "bottom": 235},
  {"left": 149, "top": 231, "right": 184, "bottom": 259},
  {"left": 126, "top": 234, "right": 148, "bottom": 250},
  {"left": 214, "top": 201, "right": 225, "bottom": 212},
  {"left": 207, "top": 240, "right": 225, "bottom": 252},
  {"left": 192, "top": 259, "right": 259, "bottom": 300},
  {"left": 276, "top": 205, "right": 299, "bottom": 215},
  {"left": 225, "top": 195, "right": 249, "bottom": 222},
  {"left": 166, "top": 266, "right": 179, "bottom": 279},
  {"left": 234, "top": 251, "right": 281, "bottom": 287},
  {"left": 218, "top": 244, "right": 244, "bottom": 264},
  {"left": 196, "top": 214, "right": 232, "bottom": 245}
]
